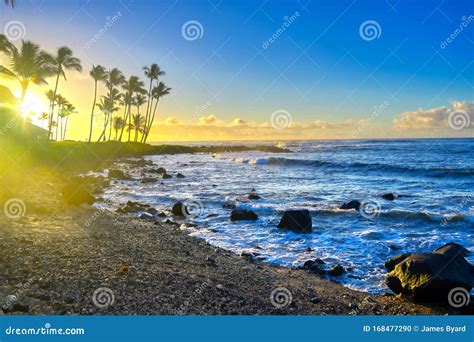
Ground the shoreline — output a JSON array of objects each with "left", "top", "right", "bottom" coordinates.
[{"left": 0, "top": 164, "right": 460, "bottom": 315}]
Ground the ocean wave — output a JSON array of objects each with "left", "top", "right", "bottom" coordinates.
[{"left": 257, "top": 157, "right": 474, "bottom": 179}]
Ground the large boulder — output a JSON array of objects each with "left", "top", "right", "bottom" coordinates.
[
  {"left": 230, "top": 209, "right": 258, "bottom": 221},
  {"left": 277, "top": 210, "right": 312, "bottom": 233},
  {"left": 385, "top": 243, "right": 474, "bottom": 302}
]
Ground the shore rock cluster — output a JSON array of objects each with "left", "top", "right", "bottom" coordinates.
[{"left": 385, "top": 242, "right": 474, "bottom": 302}]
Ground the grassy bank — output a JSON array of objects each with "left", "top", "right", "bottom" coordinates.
[{"left": 0, "top": 139, "right": 289, "bottom": 172}]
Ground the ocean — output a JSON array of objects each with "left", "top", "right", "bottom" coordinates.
[{"left": 97, "top": 138, "right": 474, "bottom": 293}]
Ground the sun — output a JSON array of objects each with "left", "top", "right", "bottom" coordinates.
[{"left": 18, "top": 92, "right": 49, "bottom": 121}]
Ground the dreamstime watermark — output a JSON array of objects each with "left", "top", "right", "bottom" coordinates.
[
  {"left": 85, "top": 11, "right": 123, "bottom": 49},
  {"left": 262, "top": 11, "right": 300, "bottom": 49},
  {"left": 270, "top": 287, "right": 292, "bottom": 308},
  {"left": 2, "top": 278, "right": 35, "bottom": 310},
  {"left": 440, "top": 15, "right": 474, "bottom": 49},
  {"left": 441, "top": 194, "right": 472, "bottom": 226},
  {"left": 447, "top": 287, "right": 471, "bottom": 308},
  {"left": 5, "top": 323, "right": 85, "bottom": 336},
  {"left": 358, "top": 200, "right": 381, "bottom": 219},
  {"left": 359, "top": 20, "right": 382, "bottom": 41},
  {"left": 182, "top": 198, "right": 205, "bottom": 218},
  {"left": 3, "top": 20, "right": 26, "bottom": 41},
  {"left": 92, "top": 287, "right": 115, "bottom": 308},
  {"left": 352, "top": 101, "right": 390, "bottom": 138},
  {"left": 448, "top": 110, "right": 471, "bottom": 130},
  {"left": 271, "top": 109, "right": 292, "bottom": 129},
  {"left": 3, "top": 198, "right": 26, "bottom": 219},
  {"left": 181, "top": 20, "right": 204, "bottom": 41},
  {"left": 0, "top": 116, "right": 18, "bottom": 136},
  {"left": 175, "top": 281, "right": 210, "bottom": 314}
]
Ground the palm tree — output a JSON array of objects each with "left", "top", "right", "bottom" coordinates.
[
  {"left": 96, "top": 91, "right": 120, "bottom": 142},
  {"left": 134, "top": 93, "right": 147, "bottom": 118},
  {"left": 43, "top": 46, "right": 82, "bottom": 139},
  {"left": 143, "top": 64, "right": 165, "bottom": 135},
  {"left": 5, "top": 0, "right": 15, "bottom": 7},
  {"left": 0, "top": 34, "right": 14, "bottom": 55},
  {"left": 129, "top": 113, "right": 146, "bottom": 142},
  {"left": 88, "top": 65, "right": 106, "bottom": 142},
  {"left": 118, "top": 75, "right": 145, "bottom": 142},
  {"left": 54, "top": 94, "right": 68, "bottom": 140},
  {"left": 97, "top": 68, "right": 125, "bottom": 142},
  {"left": 112, "top": 117, "right": 125, "bottom": 141},
  {"left": 61, "top": 103, "right": 77, "bottom": 140},
  {"left": 143, "top": 81, "right": 171, "bottom": 143},
  {"left": 38, "top": 112, "right": 49, "bottom": 128},
  {"left": 0, "top": 40, "right": 53, "bottom": 102}
]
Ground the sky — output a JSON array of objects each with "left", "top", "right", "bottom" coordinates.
[{"left": 0, "top": 0, "right": 473, "bottom": 141}]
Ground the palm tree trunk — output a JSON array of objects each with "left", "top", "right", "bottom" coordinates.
[
  {"left": 144, "top": 99, "right": 159, "bottom": 143},
  {"left": 119, "top": 104, "right": 130, "bottom": 142},
  {"left": 143, "top": 80, "right": 153, "bottom": 136},
  {"left": 49, "top": 73, "right": 60, "bottom": 139},
  {"left": 97, "top": 113, "right": 108, "bottom": 142},
  {"left": 88, "top": 80, "right": 98, "bottom": 142},
  {"left": 63, "top": 115, "right": 69, "bottom": 140}
]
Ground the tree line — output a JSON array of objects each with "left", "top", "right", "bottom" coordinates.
[{"left": 0, "top": 34, "right": 170, "bottom": 143}]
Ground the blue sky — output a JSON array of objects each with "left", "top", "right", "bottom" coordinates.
[{"left": 1, "top": 0, "right": 472, "bottom": 140}]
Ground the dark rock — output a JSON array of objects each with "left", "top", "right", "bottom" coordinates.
[
  {"left": 230, "top": 209, "right": 258, "bottom": 221},
  {"left": 108, "top": 169, "right": 132, "bottom": 180},
  {"left": 248, "top": 194, "right": 261, "bottom": 200},
  {"left": 141, "top": 177, "right": 158, "bottom": 183},
  {"left": 388, "top": 244, "right": 400, "bottom": 251},
  {"left": 303, "top": 260, "right": 325, "bottom": 274},
  {"left": 162, "top": 173, "right": 172, "bottom": 179},
  {"left": 328, "top": 264, "right": 346, "bottom": 276},
  {"left": 206, "top": 213, "right": 219, "bottom": 218},
  {"left": 382, "top": 193, "right": 396, "bottom": 201},
  {"left": 10, "top": 303, "right": 29, "bottom": 313},
  {"left": 172, "top": 202, "right": 188, "bottom": 216},
  {"left": 434, "top": 242, "right": 470, "bottom": 257},
  {"left": 149, "top": 167, "right": 167, "bottom": 174},
  {"left": 157, "top": 211, "right": 167, "bottom": 217},
  {"left": 339, "top": 200, "right": 361, "bottom": 211},
  {"left": 385, "top": 243, "right": 474, "bottom": 302},
  {"left": 315, "top": 258, "right": 325, "bottom": 265},
  {"left": 277, "top": 210, "right": 312, "bottom": 233},
  {"left": 310, "top": 297, "right": 321, "bottom": 304},
  {"left": 116, "top": 200, "right": 150, "bottom": 213},
  {"left": 62, "top": 183, "right": 96, "bottom": 205},
  {"left": 176, "top": 173, "right": 185, "bottom": 178},
  {"left": 306, "top": 247, "right": 313, "bottom": 252},
  {"left": 121, "top": 158, "right": 153, "bottom": 167}
]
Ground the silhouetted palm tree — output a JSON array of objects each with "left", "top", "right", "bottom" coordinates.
[
  {"left": 54, "top": 94, "right": 67, "bottom": 140},
  {"left": 38, "top": 112, "right": 49, "bottom": 128},
  {"left": 0, "top": 41, "right": 53, "bottom": 102},
  {"left": 96, "top": 89, "right": 121, "bottom": 142},
  {"left": 112, "top": 116, "right": 125, "bottom": 141},
  {"left": 61, "top": 103, "right": 76, "bottom": 140},
  {"left": 129, "top": 113, "right": 145, "bottom": 142},
  {"left": 119, "top": 75, "right": 145, "bottom": 142},
  {"left": 143, "top": 81, "right": 171, "bottom": 143},
  {"left": 97, "top": 68, "right": 125, "bottom": 142},
  {"left": 0, "top": 34, "right": 14, "bottom": 55},
  {"left": 143, "top": 64, "right": 165, "bottom": 136},
  {"left": 4, "top": 0, "right": 15, "bottom": 8},
  {"left": 88, "top": 64, "right": 106, "bottom": 142},
  {"left": 43, "top": 47, "right": 82, "bottom": 139}
]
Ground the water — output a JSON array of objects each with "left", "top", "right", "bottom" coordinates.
[{"left": 97, "top": 139, "right": 474, "bottom": 294}]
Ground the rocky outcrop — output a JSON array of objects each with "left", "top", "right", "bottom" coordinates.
[
  {"left": 277, "top": 210, "right": 312, "bottom": 233},
  {"left": 385, "top": 243, "right": 474, "bottom": 302},
  {"left": 230, "top": 209, "right": 258, "bottom": 221},
  {"left": 381, "top": 193, "right": 396, "bottom": 201},
  {"left": 141, "top": 177, "right": 158, "bottom": 183},
  {"left": 176, "top": 173, "right": 185, "bottom": 178},
  {"left": 149, "top": 167, "right": 167, "bottom": 175},
  {"left": 61, "top": 182, "right": 96, "bottom": 205},
  {"left": 108, "top": 169, "right": 132, "bottom": 180}
]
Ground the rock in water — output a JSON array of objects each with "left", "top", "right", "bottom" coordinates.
[
  {"left": 162, "top": 173, "right": 172, "bottom": 179},
  {"left": 385, "top": 243, "right": 474, "bottom": 302},
  {"left": 382, "top": 193, "right": 396, "bottom": 201},
  {"left": 62, "top": 183, "right": 96, "bottom": 205},
  {"left": 176, "top": 173, "right": 185, "bottom": 178},
  {"left": 108, "top": 169, "right": 132, "bottom": 180},
  {"left": 172, "top": 202, "right": 188, "bottom": 216},
  {"left": 328, "top": 264, "right": 346, "bottom": 276},
  {"left": 248, "top": 194, "right": 261, "bottom": 200},
  {"left": 339, "top": 200, "right": 361, "bottom": 211},
  {"left": 141, "top": 177, "right": 158, "bottom": 183},
  {"left": 277, "top": 210, "right": 312, "bottom": 233},
  {"left": 230, "top": 209, "right": 258, "bottom": 221}
]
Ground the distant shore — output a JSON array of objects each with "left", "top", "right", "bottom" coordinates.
[{"left": 0, "top": 141, "right": 461, "bottom": 315}]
